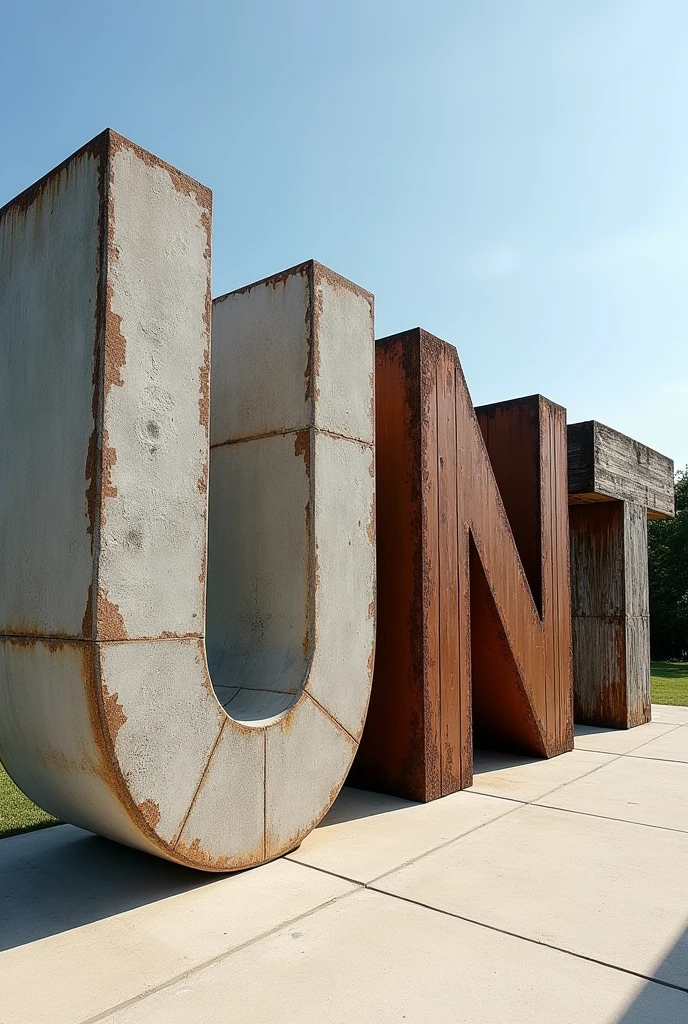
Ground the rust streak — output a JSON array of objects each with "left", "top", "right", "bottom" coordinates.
[
  {"left": 294, "top": 429, "right": 311, "bottom": 475},
  {"left": 138, "top": 799, "right": 161, "bottom": 829},
  {"left": 98, "top": 588, "right": 129, "bottom": 640},
  {"left": 102, "top": 683, "right": 127, "bottom": 742}
]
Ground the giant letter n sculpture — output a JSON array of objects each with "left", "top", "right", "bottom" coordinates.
[{"left": 350, "top": 329, "right": 573, "bottom": 801}]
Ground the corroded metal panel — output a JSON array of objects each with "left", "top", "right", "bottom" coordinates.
[
  {"left": 350, "top": 329, "right": 573, "bottom": 801},
  {"left": 0, "top": 132, "right": 375, "bottom": 870}
]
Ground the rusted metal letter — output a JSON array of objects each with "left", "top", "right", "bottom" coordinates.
[
  {"left": 350, "top": 329, "right": 573, "bottom": 801},
  {"left": 0, "top": 131, "right": 375, "bottom": 869}
]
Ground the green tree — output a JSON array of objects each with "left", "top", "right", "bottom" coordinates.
[{"left": 648, "top": 467, "right": 688, "bottom": 659}]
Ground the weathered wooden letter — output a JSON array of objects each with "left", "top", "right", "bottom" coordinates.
[{"left": 568, "top": 421, "right": 674, "bottom": 728}]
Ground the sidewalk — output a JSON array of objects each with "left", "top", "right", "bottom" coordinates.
[{"left": 1, "top": 705, "right": 687, "bottom": 1023}]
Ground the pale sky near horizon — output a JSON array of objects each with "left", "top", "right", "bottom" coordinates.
[{"left": 2, "top": 0, "right": 687, "bottom": 471}]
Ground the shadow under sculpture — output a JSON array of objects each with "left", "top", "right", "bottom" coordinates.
[
  {"left": 349, "top": 329, "right": 573, "bottom": 802},
  {"left": 567, "top": 421, "right": 674, "bottom": 728},
  {"left": 0, "top": 131, "right": 376, "bottom": 870}
]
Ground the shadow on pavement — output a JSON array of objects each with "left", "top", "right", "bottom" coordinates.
[{"left": 0, "top": 824, "right": 214, "bottom": 952}]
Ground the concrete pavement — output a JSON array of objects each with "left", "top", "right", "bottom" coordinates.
[{"left": 1, "top": 705, "right": 687, "bottom": 1023}]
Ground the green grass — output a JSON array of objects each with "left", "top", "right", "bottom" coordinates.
[
  {"left": 651, "top": 661, "right": 688, "bottom": 706},
  {"left": 0, "top": 762, "right": 58, "bottom": 839}
]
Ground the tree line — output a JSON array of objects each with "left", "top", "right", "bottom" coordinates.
[{"left": 649, "top": 467, "right": 688, "bottom": 660}]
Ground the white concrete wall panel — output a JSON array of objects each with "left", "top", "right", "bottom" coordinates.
[
  {"left": 0, "top": 131, "right": 375, "bottom": 870},
  {"left": 206, "top": 433, "right": 311, "bottom": 698},
  {"left": 0, "top": 147, "right": 101, "bottom": 639}
]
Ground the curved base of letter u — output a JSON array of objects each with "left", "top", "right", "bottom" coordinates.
[{"left": 0, "top": 131, "right": 376, "bottom": 870}]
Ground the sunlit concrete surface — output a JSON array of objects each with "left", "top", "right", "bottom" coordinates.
[{"left": 1, "top": 706, "right": 687, "bottom": 1023}]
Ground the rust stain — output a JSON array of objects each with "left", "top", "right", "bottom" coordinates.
[
  {"left": 102, "top": 683, "right": 127, "bottom": 742},
  {"left": 199, "top": 344, "right": 210, "bottom": 430},
  {"left": 197, "top": 460, "right": 208, "bottom": 495},
  {"left": 138, "top": 799, "right": 161, "bottom": 829},
  {"left": 104, "top": 147, "right": 127, "bottom": 401},
  {"left": 108, "top": 130, "right": 212, "bottom": 211},
  {"left": 0, "top": 131, "right": 109, "bottom": 223},
  {"left": 101, "top": 429, "right": 118, "bottom": 506},
  {"left": 214, "top": 261, "right": 309, "bottom": 306},
  {"left": 173, "top": 835, "right": 264, "bottom": 872},
  {"left": 294, "top": 429, "right": 311, "bottom": 475},
  {"left": 157, "top": 630, "right": 204, "bottom": 640},
  {"left": 97, "top": 588, "right": 129, "bottom": 640},
  {"left": 367, "top": 600, "right": 375, "bottom": 620},
  {"left": 304, "top": 281, "right": 313, "bottom": 403},
  {"left": 82, "top": 584, "right": 94, "bottom": 638},
  {"left": 0, "top": 633, "right": 73, "bottom": 653},
  {"left": 366, "top": 499, "right": 376, "bottom": 544},
  {"left": 103, "top": 301, "right": 127, "bottom": 399}
]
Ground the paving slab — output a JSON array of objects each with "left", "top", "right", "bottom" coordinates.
[
  {"left": 651, "top": 703, "right": 688, "bottom": 725},
  {"left": 0, "top": 825, "right": 355, "bottom": 1024},
  {"left": 376, "top": 803, "right": 688, "bottom": 989},
  {"left": 287, "top": 786, "right": 516, "bottom": 882},
  {"left": 95, "top": 888, "right": 688, "bottom": 1024},
  {"left": 537, "top": 753, "right": 688, "bottom": 832},
  {"left": 470, "top": 747, "right": 615, "bottom": 802},
  {"left": 627, "top": 725, "right": 688, "bottom": 763},
  {"left": 574, "top": 719, "right": 679, "bottom": 754}
]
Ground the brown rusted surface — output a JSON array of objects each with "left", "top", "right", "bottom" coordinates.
[
  {"left": 351, "top": 330, "right": 573, "bottom": 802},
  {"left": 101, "top": 683, "right": 127, "bottom": 742},
  {"left": 199, "top": 344, "right": 210, "bottom": 430},
  {"left": 137, "top": 799, "right": 161, "bottom": 829},
  {"left": 96, "top": 589, "right": 129, "bottom": 641},
  {"left": 294, "top": 429, "right": 311, "bottom": 473},
  {"left": 349, "top": 335, "right": 434, "bottom": 801},
  {"left": 107, "top": 130, "right": 212, "bottom": 212},
  {"left": 474, "top": 394, "right": 573, "bottom": 756}
]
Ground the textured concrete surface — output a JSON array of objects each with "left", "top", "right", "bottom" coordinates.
[
  {"left": 0, "top": 131, "right": 375, "bottom": 871},
  {"left": 0, "top": 708, "right": 687, "bottom": 1023}
]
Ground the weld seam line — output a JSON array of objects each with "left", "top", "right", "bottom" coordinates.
[
  {"left": 211, "top": 427, "right": 373, "bottom": 450},
  {"left": 0, "top": 634, "right": 204, "bottom": 644},
  {"left": 305, "top": 691, "right": 358, "bottom": 745},
  {"left": 171, "top": 719, "right": 227, "bottom": 851}
]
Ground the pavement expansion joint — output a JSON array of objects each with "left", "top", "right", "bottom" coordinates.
[{"left": 363, "top": 887, "right": 688, "bottom": 998}]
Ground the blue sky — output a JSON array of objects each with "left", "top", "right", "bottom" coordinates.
[{"left": 2, "top": 0, "right": 686, "bottom": 470}]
